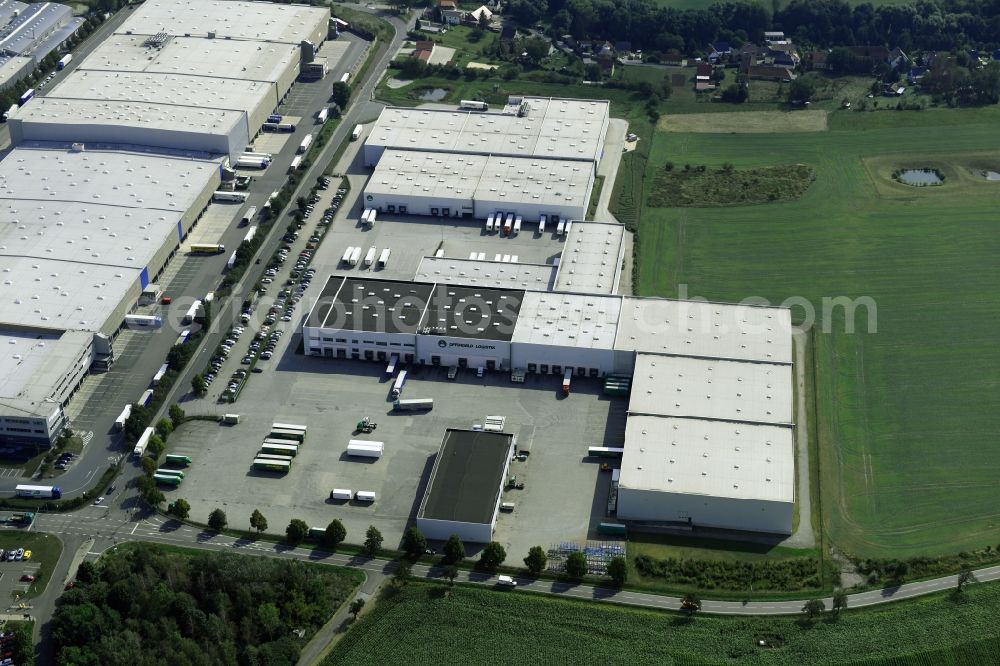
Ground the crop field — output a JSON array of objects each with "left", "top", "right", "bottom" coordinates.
[
  {"left": 633, "top": 106, "right": 1000, "bottom": 558},
  {"left": 660, "top": 110, "right": 828, "bottom": 133},
  {"left": 329, "top": 581, "right": 1000, "bottom": 665},
  {"left": 650, "top": 0, "right": 910, "bottom": 7}
]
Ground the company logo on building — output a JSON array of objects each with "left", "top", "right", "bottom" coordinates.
[{"left": 436, "top": 339, "right": 497, "bottom": 351}]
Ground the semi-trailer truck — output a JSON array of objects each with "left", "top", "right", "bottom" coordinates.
[
  {"left": 57, "top": 54, "right": 72, "bottom": 69},
  {"left": 2, "top": 104, "right": 16, "bottom": 121},
  {"left": 351, "top": 124, "right": 362, "bottom": 140},
  {"left": 298, "top": 134, "right": 313, "bottom": 154},
  {"left": 124, "top": 314, "right": 162, "bottom": 329},
  {"left": 391, "top": 370, "right": 407, "bottom": 398},
  {"left": 289, "top": 155, "right": 303, "bottom": 170},
  {"left": 213, "top": 191, "right": 248, "bottom": 203},
  {"left": 513, "top": 216, "right": 522, "bottom": 235},
  {"left": 341, "top": 246, "right": 354, "bottom": 265},
  {"left": 235, "top": 155, "right": 269, "bottom": 169},
  {"left": 347, "top": 441, "right": 384, "bottom": 458},
  {"left": 393, "top": 398, "right": 433, "bottom": 411},
  {"left": 317, "top": 107, "right": 329, "bottom": 123},
  {"left": 363, "top": 246, "right": 377, "bottom": 267},
  {"left": 18, "top": 89, "right": 34, "bottom": 106},
  {"left": 114, "top": 404, "right": 132, "bottom": 431},
  {"left": 377, "top": 248, "right": 390, "bottom": 268},
  {"left": 349, "top": 246, "right": 362, "bottom": 266},
  {"left": 190, "top": 243, "right": 226, "bottom": 253},
  {"left": 459, "top": 100, "right": 488, "bottom": 111},
  {"left": 330, "top": 488, "right": 352, "bottom": 500},
  {"left": 14, "top": 485, "right": 61, "bottom": 499},
  {"left": 133, "top": 427, "right": 154, "bottom": 456},
  {"left": 562, "top": 368, "right": 573, "bottom": 396}
]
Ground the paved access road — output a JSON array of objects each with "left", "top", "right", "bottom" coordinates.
[{"left": 22, "top": 503, "right": 1000, "bottom": 662}]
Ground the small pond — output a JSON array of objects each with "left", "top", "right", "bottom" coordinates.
[
  {"left": 895, "top": 169, "right": 943, "bottom": 186},
  {"left": 418, "top": 88, "right": 448, "bottom": 101}
]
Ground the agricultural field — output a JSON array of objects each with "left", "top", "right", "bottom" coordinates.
[
  {"left": 328, "top": 581, "right": 1000, "bottom": 665},
  {"left": 633, "top": 106, "right": 1000, "bottom": 558},
  {"left": 648, "top": 163, "right": 815, "bottom": 206},
  {"left": 650, "top": 0, "right": 910, "bottom": 7}
]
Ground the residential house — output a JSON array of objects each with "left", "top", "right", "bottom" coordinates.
[
  {"left": 695, "top": 62, "right": 715, "bottom": 90},
  {"left": 907, "top": 67, "right": 928, "bottom": 85},
  {"left": 707, "top": 41, "right": 731, "bottom": 63},
  {"left": 437, "top": 0, "right": 457, "bottom": 11},
  {"left": 469, "top": 5, "right": 493, "bottom": 23},
  {"left": 767, "top": 43, "right": 799, "bottom": 68},
  {"left": 413, "top": 40, "right": 435, "bottom": 61},
  {"left": 810, "top": 50, "right": 830, "bottom": 71},
  {"left": 888, "top": 47, "right": 908, "bottom": 69},
  {"left": 883, "top": 83, "right": 905, "bottom": 96},
  {"left": 763, "top": 31, "right": 785, "bottom": 44},
  {"left": 747, "top": 65, "right": 795, "bottom": 82},
  {"left": 662, "top": 52, "right": 687, "bottom": 67},
  {"left": 440, "top": 8, "right": 465, "bottom": 24}
]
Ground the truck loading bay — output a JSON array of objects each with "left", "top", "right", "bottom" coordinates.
[{"left": 169, "top": 357, "right": 625, "bottom": 558}]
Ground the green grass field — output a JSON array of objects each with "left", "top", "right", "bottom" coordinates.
[
  {"left": 634, "top": 107, "right": 1000, "bottom": 558},
  {"left": 328, "top": 581, "right": 1000, "bottom": 665},
  {"left": 650, "top": 0, "right": 909, "bottom": 7}
]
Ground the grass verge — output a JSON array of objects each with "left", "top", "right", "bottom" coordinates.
[{"left": 326, "top": 578, "right": 1000, "bottom": 665}]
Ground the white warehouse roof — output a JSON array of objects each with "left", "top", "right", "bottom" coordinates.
[
  {"left": 0, "top": 143, "right": 221, "bottom": 331},
  {"left": 513, "top": 291, "right": 621, "bottom": 349},
  {"left": 0, "top": 328, "right": 92, "bottom": 419},
  {"left": 367, "top": 97, "right": 609, "bottom": 163},
  {"left": 119, "top": 0, "right": 327, "bottom": 44},
  {"left": 616, "top": 297, "right": 793, "bottom": 364},
  {"left": 366, "top": 150, "right": 593, "bottom": 212},
  {"left": 48, "top": 69, "right": 275, "bottom": 114},
  {"left": 620, "top": 415, "right": 794, "bottom": 503},
  {"left": 78, "top": 34, "right": 300, "bottom": 84},
  {"left": 15, "top": 97, "right": 244, "bottom": 137},
  {"left": 0, "top": 143, "right": 219, "bottom": 211},
  {"left": 553, "top": 221, "right": 625, "bottom": 295},
  {"left": 628, "top": 353, "right": 793, "bottom": 426},
  {"left": 415, "top": 256, "right": 556, "bottom": 291}
]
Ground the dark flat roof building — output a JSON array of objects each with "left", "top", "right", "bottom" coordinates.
[{"left": 417, "top": 428, "right": 514, "bottom": 542}]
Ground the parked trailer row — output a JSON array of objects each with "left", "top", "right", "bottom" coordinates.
[
  {"left": 268, "top": 428, "right": 305, "bottom": 442},
  {"left": 165, "top": 454, "right": 192, "bottom": 466},
  {"left": 341, "top": 246, "right": 362, "bottom": 266},
  {"left": 153, "top": 473, "right": 183, "bottom": 486},
  {"left": 253, "top": 458, "right": 291, "bottom": 473},
  {"left": 329, "top": 489, "right": 377, "bottom": 502},
  {"left": 361, "top": 208, "right": 376, "bottom": 227},
  {"left": 363, "top": 246, "right": 377, "bottom": 267},
  {"left": 272, "top": 422, "right": 307, "bottom": 433},
  {"left": 378, "top": 248, "right": 390, "bottom": 268}
]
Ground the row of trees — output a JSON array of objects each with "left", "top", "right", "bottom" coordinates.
[{"left": 503, "top": 0, "right": 1000, "bottom": 60}]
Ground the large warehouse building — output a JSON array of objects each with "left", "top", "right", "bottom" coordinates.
[
  {"left": 304, "top": 212, "right": 797, "bottom": 534},
  {"left": 0, "top": 0, "right": 331, "bottom": 453},
  {"left": 416, "top": 429, "right": 515, "bottom": 542},
  {"left": 0, "top": 142, "right": 223, "bottom": 451},
  {"left": 361, "top": 97, "right": 610, "bottom": 221},
  {"left": 9, "top": 0, "right": 332, "bottom": 158}
]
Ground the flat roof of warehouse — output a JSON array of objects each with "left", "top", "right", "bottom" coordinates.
[
  {"left": 79, "top": 34, "right": 301, "bottom": 84},
  {"left": 115, "top": 0, "right": 328, "bottom": 44},
  {"left": 512, "top": 291, "right": 620, "bottom": 350},
  {"left": 0, "top": 2, "right": 70, "bottom": 56},
  {"left": 418, "top": 429, "right": 513, "bottom": 524},
  {"left": 0, "top": 328, "right": 92, "bottom": 418},
  {"left": 420, "top": 283, "right": 523, "bottom": 341},
  {"left": 620, "top": 415, "right": 794, "bottom": 503},
  {"left": 615, "top": 297, "right": 793, "bottom": 364},
  {"left": 0, "top": 142, "right": 221, "bottom": 212},
  {"left": 0, "top": 143, "right": 221, "bottom": 331},
  {"left": 48, "top": 69, "right": 274, "bottom": 114},
  {"left": 553, "top": 221, "right": 625, "bottom": 295},
  {"left": 367, "top": 97, "right": 609, "bottom": 162},
  {"left": 306, "top": 276, "right": 435, "bottom": 334},
  {"left": 629, "top": 353, "right": 793, "bottom": 426},
  {"left": 15, "top": 97, "right": 244, "bottom": 136},
  {"left": 366, "top": 150, "right": 592, "bottom": 211},
  {"left": 415, "top": 256, "right": 557, "bottom": 291}
]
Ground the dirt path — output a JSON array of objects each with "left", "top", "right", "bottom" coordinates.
[{"left": 783, "top": 327, "right": 816, "bottom": 549}]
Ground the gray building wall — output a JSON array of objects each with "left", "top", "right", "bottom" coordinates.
[{"left": 616, "top": 487, "right": 793, "bottom": 534}]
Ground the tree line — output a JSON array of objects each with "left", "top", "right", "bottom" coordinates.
[
  {"left": 51, "top": 544, "right": 359, "bottom": 666},
  {"left": 502, "top": 0, "right": 1000, "bottom": 56}
]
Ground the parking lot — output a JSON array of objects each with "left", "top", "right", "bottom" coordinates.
[{"left": 170, "top": 353, "right": 627, "bottom": 559}]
